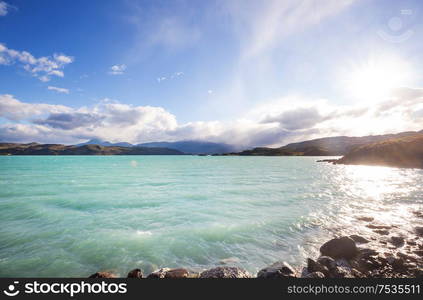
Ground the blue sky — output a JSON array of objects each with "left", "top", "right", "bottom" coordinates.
[{"left": 1, "top": 0, "right": 423, "bottom": 147}]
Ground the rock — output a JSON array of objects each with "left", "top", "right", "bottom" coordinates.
[
  {"left": 200, "top": 267, "right": 251, "bottom": 278},
  {"left": 300, "top": 267, "right": 310, "bottom": 278},
  {"left": 397, "top": 252, "right": 419, "bottom": 263},
  {"left": 164, "top": 268, "right": 190, "bottom": 278},
  {"left": 147, "top": 268, "right": 171, "bottom": 278},
  {"left": 328, "top": 266, "right": 354, "bottom": 278},
  {"left": 391, "top": 258, "right": 406, "bottom": 271},
  {"left": 350, "top": 268, "right": 365, "bottom": 278},
  {"left": 89, "top": 271, "right": 117, "bottom": 278},
  {"left": 357, "top": 216, "right": 374, "bottom": 222},
  {"left": 147, "top": 268, "right": 190, "bottom": 279},
  {"left": 257, "top": 261, "right": 296, "bottom": 278},
  {"left": 413, "top": 250, "right": 423, "bottom": 257},
  {"left": 307, "top": 259, "right": 329, "bottom": 276},
  {"left": 358, "top": 257, "right": 382, "bottom": 271},
  {"left": 304, "top": 272, "right": 325, "bottom": 278},
  {"left": 390, "top": 236, "right": 405, "bottom": 247},
  {"left": 350, "top": 235, "right": 370, "bottom": 244},
  {"left": 335, "top": 258, "right": 352, "bottom": 268},
  {"left": 127, "top": 268, "right": 143, "bottom": 278},
  {"left": 374, "top": 229, "right": 389, "bottom": 235},
  {"left": 317, "top": 256, "right": 337, "bottom": 270},
  {"left": 407, "top": 240, "right": 417, "bottom": 246},
  {"left": 414, "top": 226, "right": 423, "bottom": 237},
  {"left": 366, "top": 224, "right": 392, "bottom": 230},
  {"left": 359, "top": 248, "right": 379, "bottom": 258},
  {"left": 320, "top": 236, "right": 358, "bottom": 259}
]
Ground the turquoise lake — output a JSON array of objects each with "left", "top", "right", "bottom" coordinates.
[{"left": 0, "top": 156, "right": 422, "bottom": 277}]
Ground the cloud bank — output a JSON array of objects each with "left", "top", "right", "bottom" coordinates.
[{"left": 1, "top": 87, "right": 422, "bottom": 148}]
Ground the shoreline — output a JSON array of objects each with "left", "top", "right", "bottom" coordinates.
[{"left": 90, "top": 212, "right": 423, "bottom": 279}]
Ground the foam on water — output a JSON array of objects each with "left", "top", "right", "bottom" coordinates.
[{"left": 0, "top": 156, "right": 422, "bottom": 277}]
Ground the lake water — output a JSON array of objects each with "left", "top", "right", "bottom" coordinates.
[{"left": 0, "top": 156, "right": 422, "bottom": 277}]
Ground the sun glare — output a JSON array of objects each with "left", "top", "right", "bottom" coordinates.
[{"left": 342, "top": 55, "right": 414, "bottom": 102}]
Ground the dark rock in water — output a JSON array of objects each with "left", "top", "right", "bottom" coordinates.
[
  {"left": 414, "top": 226, "right": 423, "bottom": 237},
  {"left": 350, "top": 235, "right": 370, "bottom": 244},
  {"left": 127, "top": 268, "right": 143, "bottom": 278},
  {"left": 359, "top": 248, "right": 379, "bottom": 258},
  {"left": 329, "top": 266, "right": 354, "bottom": 278},
  {"left": 374, "top": 229, "right": 390, "bottom": 235},
  {"left": 304, "top": 272, "right": 325, "bottom": 278},
  {"left": 390, "top": 236, "right": 405, "bottom": 247},
  {"left": 413, "top": 211, "right": 423, "bottom": 218},
  {"left": 89, "top": 271, "right": 117, "bottom": 278},
  {"left": 358, "top": 257, "right": 383, "bottom": 271},
  {"left": 357, "top": 216, "right": 374, "bottom": 222},
  {"left": 320, "top": 236, "right": 358, "bottom": 259},
  {"left": 413, "top": 250, "right": 423, "bottom": 257},
  {"left": 147, "top": 268, "right": 190, "bottom": 279},
  {"left": 350, "top": 268, "right": 365, "bottom": 278},
  {"left": 317, "top": 256, "right": 337, "bottom": 270},
  {"left": 307, "top": 259, "right": 329, "bottom": 277},
  {"left": 257, "top": 261, "right": 296, "bottom": 278},
  {"left": 147, "top": 268, "right": 171, "bottom": 278},
  {"left": 164, "top": 268, "right": 190, "bottom": 278},
  {"left": 391, "top": 258, "right": 407, "bottom": 271},
  {"left": 200, "top": 267, "right": 251, "bottom": 278}
]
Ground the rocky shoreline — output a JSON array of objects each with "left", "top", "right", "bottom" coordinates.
[{"left": 89, "top": 212, "right": 423, "bottom": 279}]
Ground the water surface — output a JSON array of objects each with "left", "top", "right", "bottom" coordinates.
[{"left": 0, "top": 156, "right": 422, "bottom": 277}]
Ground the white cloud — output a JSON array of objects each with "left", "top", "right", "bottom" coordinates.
[
  {"left": 0, "top": 44, "right": 74, "bottom": 81},
  {"left": 157, "top": 72, "right": 183, "bottom": 83},
  {"left": 47, "top": 86, "right": 69, "bottom": 94},
  {"left": 0, "top": 88, "right": 422, "bottom": 147},
  {"left": 0, "top": 1, "right": 11, "bottom": 16},
  {"left": 0, "top": 94, "right": 72, "bottom": 121},
  {"left": 108, "top": 64, "right": 126, "bottom": 75}
]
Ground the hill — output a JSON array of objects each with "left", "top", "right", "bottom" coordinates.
[
  {"left": 0, "top": 143, "right": 184, "bottom": 155},
  {"left": 222, "top": 130, "right": 423, "bottom": 156},
  {"left": 335, "top": 134, "right": 423, "bottom": 169},
  {"left": 76, "top": 139, "right": 134, "bottom": 147}
]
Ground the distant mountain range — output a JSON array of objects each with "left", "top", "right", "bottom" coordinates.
[
  {"left": 76, "top": 139, "right": 134, "bottom": 148},
  {"left": 222, "top": 130, "right": 423, "bottom": 156},
  {"left": 2, "top": 130, "right": 423, "bottom": 166},
  {"left": 0, "top": 143, "right": 184, "bottom": 155},
  {"left": 77, "top": 139, "right": 235, "bottom": 154}
]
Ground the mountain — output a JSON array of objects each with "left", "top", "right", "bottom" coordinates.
[
  {"left": 137, "top": 140, "right": 236, "bottom": 154},
  {"left": 336, "top": 133, "right": 423, "bottom": 169},
  {"left": 76, "top": 139, "right": 134, "bottom": 147},
  {"left": 0, "top": 143, "right": 184, "bottom": 155},
  {"left": 222, "top": 130, "right": 423, "bottom": 156},
  {"left": 75, "top": 139, "right": 234, "bottom": 154}
]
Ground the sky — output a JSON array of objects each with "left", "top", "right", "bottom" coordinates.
[{"left": 0, "top": 0, "right": 423, "bottom": 148}]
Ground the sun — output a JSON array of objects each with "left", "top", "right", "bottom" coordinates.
[{"left": 342, "top": 55, "right": 414, "bottom": 102}]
